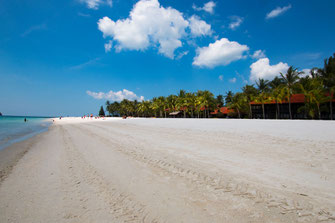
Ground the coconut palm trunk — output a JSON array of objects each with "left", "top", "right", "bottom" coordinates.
[
  {"left": 276, "top": 100, "right": 278, "bottom": 119},
  {"left": 330, "top": 92, "right": 333, "bottom": 120},
  {"left": 288, "top": 95, "right": 292, "bottom": 119},
  {"left": 249, "top": 104, "right": 252, "bottom": 119},
  {"left": 317, "top": 103, "right": 321, "bottom": 120},
  {"left": 262, "top": 103, "right": 265, "bottom": 119}
]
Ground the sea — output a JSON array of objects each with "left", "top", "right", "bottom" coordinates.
[{"left": 0, "top": 116, "right": 52, "bottom": 150}]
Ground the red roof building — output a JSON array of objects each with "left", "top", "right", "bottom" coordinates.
[
  {"left": 210, "top": 107, "right": 234, "bottom": 115},
  {"left": 250, "top": 93, "right": 335, "bottom": 105}
]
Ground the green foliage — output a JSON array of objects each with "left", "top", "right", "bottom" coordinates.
[
  {"left": 224, "top": 91, "right": 234, "bottom": 105},
  {"left": 98, "top": 53, "right": 335, "bottom": 120},
  {"left": 99, "top": 106, "right": 105, "bottom": 117},
  {"left": 228, "top": 92, "right": 247, "bottom": 118}
]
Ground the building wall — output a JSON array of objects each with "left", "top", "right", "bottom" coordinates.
[{"left": 251, "top": 102, "right": 334, "bottom": 119}]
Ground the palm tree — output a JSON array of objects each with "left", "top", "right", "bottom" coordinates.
[
  {"left": 184, "top": 93, "right": 194, "bottom": 118},
  {"left": 270, "top": 76, "right": 284, "bottom": 89},
  {"left": 194, "top": 91, "right": 203, "bottom": 118},
  {"left": 320, "top": 54, "right": 335, "bottom": 120},
  {"left": 242, "top": 85, "right": 258, "bottom": 118},
  {"left": 225, "top": 91, "right": 234, "bottom": 106},
  {"left": 108, "top": 101, "right": 120, "bottom": 116},
  {"left": 156, "top": 96, "right": 167, "bottom": 118},
  {"left": 228, "top": 93, "right": 246, "bottom": 118},
  {"left": 151, "top": 97, "right": 160, "bottom": 117},
  {"left": 215, "top": 95, "right": 224, "bottom": 107},
  {"left": 271, "top": 86, "right": 285, "bottom": 119},
  {"left": 269, "top": 76, "right": 285, "bottom": 119},
  {"left": 299, "top": 76, "right": 314, "bottom": 119},
  {"left": 256, "top": 78, "right": 270, "bottom": 119},
  {"left": 138, "top": 100, "right": 152, "bottom": 117},
  {"left": 198, "top": 90, "right": 214, "bottom": 118},
  {"left": 177, "top": 90, "right": 188, "bottom": 118},
  {"left": 167, "top": 94, "right": 178, "bottom": 117},
  {"left": 105, "top": 100, "right": 111, "bottom": 116},
  {"left": 280, "top": 66, "right": 302, "bottom": 119},
  {"left": 310, "top": 67, "right": 322, "bottom": 79},
  {"left": 311, "top": 79, "right": 328, "bottom": 119}
]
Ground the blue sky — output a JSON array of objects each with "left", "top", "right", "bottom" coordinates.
[{"left": 1, "top": 0, "right": 334, "bottom": 116}]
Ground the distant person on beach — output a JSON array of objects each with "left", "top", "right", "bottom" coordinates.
[{"left": 24, "top": 118, "right": 27, "bottom": 122}]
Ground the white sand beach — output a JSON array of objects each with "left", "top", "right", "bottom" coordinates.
[{"left": 0, "top": 118, "right": 334, "bottom": 222}]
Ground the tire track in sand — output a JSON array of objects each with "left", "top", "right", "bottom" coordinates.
[
  {"left": 73, "top": 123, "right": 335, "bottom": 223},
  {"left": 59, "top": 125, "right": 160, "bottom": 223}
]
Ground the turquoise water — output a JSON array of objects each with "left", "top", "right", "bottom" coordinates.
[{"left": 0, "top": 116, "right": 52, "bottom": 150}]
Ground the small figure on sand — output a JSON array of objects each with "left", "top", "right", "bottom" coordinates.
[{"left": 24, "top": 118, "right": 27, "bottom": 122}]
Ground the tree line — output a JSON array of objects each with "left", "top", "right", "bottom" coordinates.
[{"left": 101, "top": 53, "right": 335, "bottom": 120}]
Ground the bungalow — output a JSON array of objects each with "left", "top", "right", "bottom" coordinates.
[
  {"left": 210, "top": 107, "right": 234, "bottom": 118},
  {"left": 250, "top": 93, "right": 335, "bottom": 119}
]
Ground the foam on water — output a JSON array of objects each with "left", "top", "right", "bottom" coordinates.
[{"left": 0, "top": 116, "right": 52, "bottom": 150}]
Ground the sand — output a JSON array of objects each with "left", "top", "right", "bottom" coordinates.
[{"left": 0, "top": 117, "right": 334, "bottom": 222}]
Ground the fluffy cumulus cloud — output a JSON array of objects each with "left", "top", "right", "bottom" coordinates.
[
  {"left": 229, "top": 16, "right": 243, "bottom": 30},
  {"left": 86, "top": 89, "right": 144, "bottom": 101},
  {"left": 189, "top": 15, "right": 212, "bottom": 37},
  {"left": 98, "top": 0, "right": 191, "bottom": 58},
  {"left": 250, "top": 58, "right": 289, "bottom": 81},
  {"left": 80, "top": 0, "right": 112, "bottom": 10},
  {"left": 266, "top": 4, "right": 292, "bottom": 19},
  {"left": 193, "top": 1, "right": 216, "bottom": 14},
  {"left": 193, "top": 38, "right": 249, "bottom": 68},
  {"left": 251, "top": 50, "right": 266, "bottom": 59}
]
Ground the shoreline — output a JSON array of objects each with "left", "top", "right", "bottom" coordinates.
[
  {"left": 0, "top": 127, "right": 51, "bottom": 183},
  {"left": 0, "top": 117, "right": 53, "bottom": 151}
]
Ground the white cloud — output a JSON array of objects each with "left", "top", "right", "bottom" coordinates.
[
  {"left": 97, "top": 0, "right": 189, "bottom": 59},
  {"left": 193, "top": 1, "right": 216, "bottom": 14},
  {"left": 229, "top": 16, "right": 243, "bottom": 30},
  {"left": 229, "top": 77, "right": 236, "bottom": 83},
  {"left": 193, "top": 38, "right": 249, "bottom": 68},
  {"left": 78, "top": 12, "right": 91, "bottom": 17},
  {"left": 301, "top": 69, "right": 311, "bottom": 77},
  {"left": 86, "top": 89, "right": 144, "bottom": 101},
  {"left": 218, "top": 75, "right": 223, "bottom": 81},
  {"left": 266, "top": 4, "right": 292, "bottom": 19},
  {"left": 80, "top": 0, "right": 112, "bottom": 9},
  {"left": 69, "top": 58, "right": 100, "bottom": 70},
  {"left": 104, "top": 40, "right": 112, "bottom": 52},
  {"left": 251, "top": 50, "right": 266, "bottom": 59},
  {"left": 21, "top": 23, "right": 47, "bottom": 37},
  {"left": 188, "top": 15, "right": 212, "bottom": 37},
  {"left": 250, "top": 58, "right": 289, "bottom": 81},
  {"left": 176, "top": 51, "right": 189, "bottom": 60},
  {"left": 106, "top": 0, "right": 112, "bottom": 7}
]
